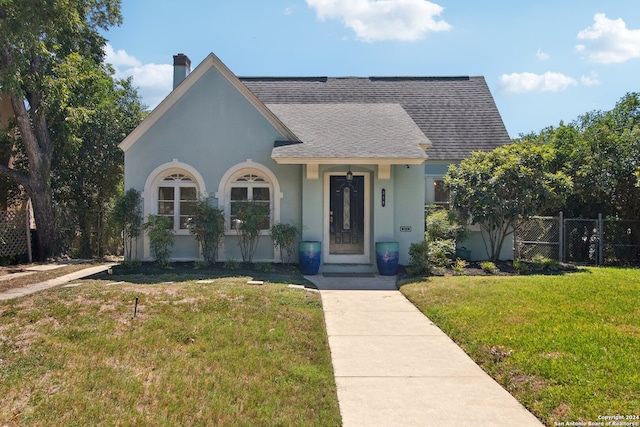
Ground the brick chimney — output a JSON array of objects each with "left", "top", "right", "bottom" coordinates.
[{"left": 173, "top": 53, "right": 191, "bottom": 90}]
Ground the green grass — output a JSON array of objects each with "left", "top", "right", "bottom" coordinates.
[
  {"left": 0, "top": 275, "right": 341, "bottom": 426},
  {"left": 400, "top": 267, "right": 640, "bottom": 426}
]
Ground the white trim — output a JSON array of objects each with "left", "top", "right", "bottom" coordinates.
[
  {"left": 142, "top": 159, "right": 207, "bottom": 259},
  {"left": 323, "top": 171, "right": 371, "bottom": 264},
  {"left": 119, "top": 53, "right": 299, "bottom": 153}
]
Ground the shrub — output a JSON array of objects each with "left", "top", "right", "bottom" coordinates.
[
  {"left": 480, "top": 261, "right": 498, "bottom": 274},
  {"left": 233, "top": 201, "right": 271, "bottom": 263},
  {"left": 255, "top": 262, "right": 275, "bottom": 273},
  {"left": 425, "top": 207, "right": 469, "bottom": 242},
  {"left": 453, "top": 258, "right": 467, "bottom": 274},
  {"left": 513, "top": 259, "right": 529, "bottom": 275},
  {"left": 143, "top": 215, "right": 174, "bottom": 268},
  {"left": 270, "top": 223, "right": 298, "bottom": 266},
  {"left": 408, "top": 240, "right": 430, "bottom": 275},
  {"left": 224, "top": 258, "right": 240, "bottom": 271},
  {"left": 531, "top": 254, "right": 560, "bottom": 271},
  {"left": 186, "top": 198, "right": 225, "bottom": 266},
  {"left": 428, "top": 239, "right": 456, "bottom": 267}
]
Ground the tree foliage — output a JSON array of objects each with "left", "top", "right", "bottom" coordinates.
[
  {"left": 519, "top": 92, "right": 640, "bottom": 219},
  {"left": 143, "top": 215, "right": 174, "bottom": 268},
  {"left": 49, "top": 54, "right": 146, "bottom": 257},
  {"left": 446, "top": 142, "right": 572, "bottom": 261},
  {"left": 0, "top": 0, "right": 122, "bottom": 259}
]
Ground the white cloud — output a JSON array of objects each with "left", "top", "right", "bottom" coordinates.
[
  {"left": 536, "top": 48, "right": 550, "bottom": 61},
  {"left": 103, "top": 44, "right": 172, "bottom": 109},
  {"left": 576, "top": 14, "right": 640, "bottom": 63},
  {"left": 305, "top": 0, "right": 451, "bottom": 42},
  {"left": 499, "top": 72, "right": 578, "bottom": 94},
  {"left": 104, "top": 43, "right": 141, "bottom": 68},
  {"left": 580, "top": 72, "right": 601, "bottom": 86}
]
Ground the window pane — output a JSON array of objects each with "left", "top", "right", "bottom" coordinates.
[
  {"left": 158, "top": 187, "right": 174, "bottom": 200},
  {"left": 158, "top": 201, "right": 174, "bottom": 215},
  {"left": 434, "top": 180, "right": 450, "bottom": 205},
  {"left": 179, "top": 216, "right": 190, "bottom": 229},
  {"left": 180, "top": 187, "right": 197, "bottom": 201},
  {"left": 180, "top": 201, "right": 196, "bottom": 216},
  {"left": 253, "top": 187, "right": 270, "bottom": 201},
  {"left": 231, "top": 187, "right": 248, "bottom": 201}
]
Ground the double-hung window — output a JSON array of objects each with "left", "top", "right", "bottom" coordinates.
[
  {"left": 157, "top": 173, "right": 198, "bottom": 230},
  {"left": 433, "top": 179, "right": 450, "bottom": 209}
]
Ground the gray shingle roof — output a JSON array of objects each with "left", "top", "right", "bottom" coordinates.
[
  {"left": 240, "top": 76, "right": 511, "bottom": 161},
  {"left": 267, "top": 103, "right": 429, "bottom": 160}
]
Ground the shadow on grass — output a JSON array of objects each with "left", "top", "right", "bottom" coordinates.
[{"left": 87, "top": 262, "right": 315, "bottom": 287}]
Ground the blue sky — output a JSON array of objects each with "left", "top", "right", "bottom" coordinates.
[{"left": 103, "top": 0, "right": 640, "bottom": 138}]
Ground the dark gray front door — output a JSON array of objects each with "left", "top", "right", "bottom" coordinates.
[{"left": 329, "top": 175, "right": 364, "bottom": 255}]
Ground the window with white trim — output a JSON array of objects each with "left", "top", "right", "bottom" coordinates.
[
  {"left": 229, "top": 173, "right": 271, "bottom": 230},
  {"left": 157, "top": 173, "right": 198, "bottom": 230}
]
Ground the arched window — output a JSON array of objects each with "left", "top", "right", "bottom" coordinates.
[
  {"left": 230, "top": 173, "right": 271, "bottom": 230},
  {"left": 216, "top": 160, "right": 282, "bottom": 234},
  {"left": 157, "top": 173, "right": 198, "bottom": 230},
  {"left": 143, "top": 160, "right": 207, "bottom": 235}
]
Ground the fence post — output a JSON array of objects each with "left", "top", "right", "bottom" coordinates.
[
  {"left": 559, "top": 211, "right": 564, "bottom": 263},
  {"left": 598, "top": 213, "right": 604, "bottom": 265}
]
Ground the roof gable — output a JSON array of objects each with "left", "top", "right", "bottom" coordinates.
[{"left": 119, "top": 53, "right": 299, "bottom": 153}]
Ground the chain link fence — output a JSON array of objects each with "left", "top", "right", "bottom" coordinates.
[{"left": 516, "top": 214, "right": 640, "bottom": 266}]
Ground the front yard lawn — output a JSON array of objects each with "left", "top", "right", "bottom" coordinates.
[
  {"left": 0, "top": 274, "right": 341, "bottom": 426},
  {"left": 400, "top": 267, "right": 640, "bottom": 426}
]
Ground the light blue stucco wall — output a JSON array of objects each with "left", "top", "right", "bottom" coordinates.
[
  {"left": 124, "top": 65, "right": 302, "bottom": 262},
  {"left": 393, "top": 164, "right": 426, "bottom": 265}
]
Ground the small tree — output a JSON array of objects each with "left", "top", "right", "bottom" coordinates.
[
  {"left": 446, "top": 142, "right": 572, "bottom": 261},
  {"left": 270, "top": 222, "right": 298, "bottom": 266},
  {"left": 143, "top": 215, "right": 174, "bottom": 267},
  {"left": 112, "top": 188, "right": 143, "bottom": 262},
  {"left": 233, "top": 201, "right": 270, "bottom": 263},
  {"left": 186, "top": 198, "right": 225, "bottom": 266}
]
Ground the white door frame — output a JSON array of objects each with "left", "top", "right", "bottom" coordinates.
[{"left": 323, "top": 171, "right": 370, "bottom": 264}]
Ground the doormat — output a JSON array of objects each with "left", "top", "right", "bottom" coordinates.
[{"left": 323, "top": 273, "right": 375, "bottom": 278}]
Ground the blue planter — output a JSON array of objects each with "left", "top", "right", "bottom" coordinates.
[
  {"left": 376, "top": 242, "right": 399, "bottom": 276},
  {"left": 299, "top": 241, "right": 321, "bottom": 275}
]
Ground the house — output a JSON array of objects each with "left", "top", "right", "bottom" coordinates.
[{"left": 119, "top": 53, "right": 512, "bottom": 272}]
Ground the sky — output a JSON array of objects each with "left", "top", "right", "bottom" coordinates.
[{"left": 102, "top": 0, "right": 640, "bottom": 138}]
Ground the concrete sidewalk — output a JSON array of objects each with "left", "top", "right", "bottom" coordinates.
[
  {"left": 0, "top": 264, "right": 115, "bottom": 301},
  {"left": 306, "top": 275, "right": 543, "bottom": 427}
]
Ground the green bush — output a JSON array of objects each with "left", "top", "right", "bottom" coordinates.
[
  {"left": 408, "top": 240, "right": 430, "bottom": 275},
  {"left": 531, "top": 254, "right": 560, "bottom": 271},
  {"left": 480, "top": 261, "right": 498, "bottom": 274},
  {"left": 453, "top": 258, "right": 467, "bottom": 274},
  {"left": 234, "top": 201, "right": 271, "bottom": 263},
  {"left": 143, "top": 215, "right": 174, "bottom": 268},
  {"left": 513, "top": 259, "right": 529, "bottom": 275},
  {"left": 224, "top": 258, "right": 240, "bottom": 271},
  {"left": 425, "top": 207, "right": 469, "bottom": 242},
  {"left": 428, "top": 239, "right": 455, "bottom": 267},
  {"left": 186, "top": 198, "right": 225, "bottom": 266},
  {"left": 270, "top": 223, "right": 298, "bottom": 266},
  {"left": 255, "top": 262, "right": 275, "bottom": 273}
]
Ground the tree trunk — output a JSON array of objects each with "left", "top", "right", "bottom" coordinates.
[{"left": 29, "top": 180, "right": 60, "bottom": 260}]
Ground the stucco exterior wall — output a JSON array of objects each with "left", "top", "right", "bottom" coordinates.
[{"left": 123, "top": 65, "right": 302, "bottom": 262}]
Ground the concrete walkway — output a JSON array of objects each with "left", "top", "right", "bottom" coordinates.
[
  {"left": 305, "top": 275, "right": 543, "bottom": 427},
  {"left": 0, "top": 264, "right": 115, "bottom": 301}
]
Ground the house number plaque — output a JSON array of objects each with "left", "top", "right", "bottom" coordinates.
[{"left": 400, "top": 226, "right": 412, "bottom": 232}]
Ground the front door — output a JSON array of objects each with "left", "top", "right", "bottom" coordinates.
[{"left": 324, "top": 173, "right": 370, "bottom": 264}]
